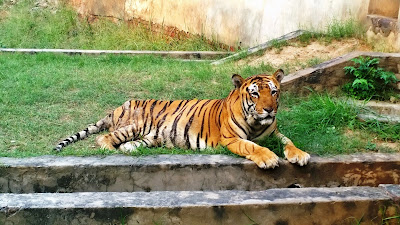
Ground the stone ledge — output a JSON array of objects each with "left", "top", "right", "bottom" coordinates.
[
  {"left": 1, "top": 153, "right": 399, "bottom": 193},
  {"left": 0, "top": 48, "right": 231, "bottom": 60},
  {"left": 0, "top": 186, "right": 397, "bottom": 225}
]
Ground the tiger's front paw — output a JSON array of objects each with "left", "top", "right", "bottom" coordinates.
[
  {"left": 246, "top": 147, "right": 279, "bottom": 169},
  {"left": 284, "top": 145, "right": 310, "bottom": 166}
]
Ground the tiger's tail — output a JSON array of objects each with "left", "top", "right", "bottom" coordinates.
[{"left": 54, "top": 114, "right": 112, "bottom": 151}]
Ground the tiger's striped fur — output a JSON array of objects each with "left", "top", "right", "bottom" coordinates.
[{"left": 55, "top": 69, "right": 310, "bottom": 168}]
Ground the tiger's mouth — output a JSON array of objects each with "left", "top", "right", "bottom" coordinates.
[{"left": 256, "top": 115, "right": 275, "bottom": 125}]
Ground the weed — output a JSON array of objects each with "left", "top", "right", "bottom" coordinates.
[
  {"left": 241, "top": 209, "right": 260, "bottom": 225},
  {"left": 298, "top": 19, "right": 365, "bottom": 45},
  {"left": 297, "top": 31, "right": 322, "bottom": 45},
  {"left": 325, "top": 19, "right": 365, "bottom": 40},
  {"left": 365, "top": 141, "right": 377, "bottom": 151},
  {"left": 270, "top": 39, "right": 289, "bottom": 53},
  {"left": 343, "top": 56, "right": 399, "bottom": 100},
  {"left": 379, "top": 205, "right": 400, "bottom": 225},
  {"left": 306, "top": 57, "right": 325, "bottom": 67}
]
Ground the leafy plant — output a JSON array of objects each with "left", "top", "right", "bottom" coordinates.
[{"left": 343, "top": 57, "right": 398, "bottom": 100}]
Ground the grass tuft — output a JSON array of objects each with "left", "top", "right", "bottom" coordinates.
[
  {"left": 297, "top": 19, "right": 366, "bottom": 44},
  {"left": 325, "top": 19, "right": 365, "bottom": 40}
]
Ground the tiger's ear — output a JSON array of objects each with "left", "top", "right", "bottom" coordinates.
[
  {"left": 232, "top": 74, "right": 245, "bottom": 89},
  {"left": 273, "top": 69, "right": 284, "bottom": 83}
]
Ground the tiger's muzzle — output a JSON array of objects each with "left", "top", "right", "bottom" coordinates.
[{"left": 256, "top": 107, "right": 276, "bottom": 125}]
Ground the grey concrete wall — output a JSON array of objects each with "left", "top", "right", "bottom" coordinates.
[
  {"left": 1, "top": 154, "right": 400, "bottom": 193},
  {"left": 1, "top": 186, "right": 399, "bottom": 224}
]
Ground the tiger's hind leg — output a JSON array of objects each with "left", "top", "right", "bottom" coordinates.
[
  {"left": 118, "top": 139, "right": 153, "bottom": 153},
  {"left": 96, "top": 124, "right": 137, "bottom": 150}
]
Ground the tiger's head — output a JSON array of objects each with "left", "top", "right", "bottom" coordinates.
[{"left": 232, "top": 69, "right": 284, "bottom": 126}]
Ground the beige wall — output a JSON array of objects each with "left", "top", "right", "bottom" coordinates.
[
  {"left": 66, "top": 0, "right": 370, "bottom": 47},
  {"left": 368, "top": 0, "right": 399, "bottom": 18}
]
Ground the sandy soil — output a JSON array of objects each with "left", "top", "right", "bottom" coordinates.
[{"left": 238, "top": 38, "right": 373, "bottom": 73}]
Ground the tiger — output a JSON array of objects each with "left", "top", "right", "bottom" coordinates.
[{"left": 55, "top": 69, "right": 310, "bottom": 169}]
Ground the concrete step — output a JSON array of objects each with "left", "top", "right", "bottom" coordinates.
[
  {"left": 1, "top": 185, "right": 399, "bottom": 225},
  {"left": 1, "top": 153, "right": 400, "bottom": 193},
  {"left": 0, "top": 48, "right": 231, "bottom": 60}
]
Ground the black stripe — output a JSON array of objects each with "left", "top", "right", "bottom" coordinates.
[
  {"left": 142, "top": 116, "right": 148, "bottom": 135},
  {"left": 150, "top": 100, "right": 158, "bottom": 112},
  {"left": 154, "top": 113, "right": 168, "bottom": 139},
  {"left": 249, "top": 76, "right": 263, "bottom": 83},
  {"left": 142, "top": 139, "right": 149, "bottom": 146},
  {"left": 233, "top": 95, "right": 240, "bottom": 104},
  {"left": 215, "top": 100, "right": 224, "bottom": 128},
  {"left": 241, "top": 98, "right": 248, "bottom": 118},
  {"left": 184, "top": 111, "right": 197, "bottom": 149},
  {"left": 197, "top": 99, "right": 212, "bottom": 117},
  {"left": 222, "top": 133, "right": 234, "bottom": 139},
  {"left": 226, "top": 123, "right": 241, "bottom": 138},
  {"left": 170, "top": 112, "right": 184, "bottom": 145},
  {"left": 148, "top": 100, "right": 158, "bottom": 134},
  {"left": 172, "top": 100, "right": 187, "bottom": 115},
  {"left": 208, "top": 101, "right": 219, "bottom": 136},
  {"left": 226, "top": 139, "right": 239, "bottom": 146},
  {"left": 156, "top": 101, "right": 169, "bottom": 118},
  {"left": 185, "top": 100, "right": 201, "bottom": 116},
  {"left": 231, "top": 113, "right": 247, "bottom": 136},
  {"left": 113, "top": 133, "right": 123, "bottom": 143},
  {"left": 141, "top": 100, "right": 150, "bottom": 120},
  {"left": 119, "top": 102, "right": 129, "bottom": 120},
  {"left": 196, "top": 133, "right": 200, "bottom": 149},
  {"left": 200, "top": 108, "right": 207, "bottom": 139},
  {"left": 120, "top": 130, "right": 128, "bottom": 141}
]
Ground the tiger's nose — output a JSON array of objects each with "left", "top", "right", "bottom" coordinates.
[{"left": 264, "top": 107, "right": 274, "bottom": 113}]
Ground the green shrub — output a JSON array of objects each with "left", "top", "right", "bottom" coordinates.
[{"left": 343, "top": 57, "right": 398, "bottom": 100}]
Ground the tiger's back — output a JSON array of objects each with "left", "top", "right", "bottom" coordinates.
[{"left": 106, "top": 98, "right": 225, "bottom": 150}]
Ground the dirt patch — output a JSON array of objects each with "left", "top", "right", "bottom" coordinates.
[{"left": 238, "top": 38, "right": 372, "bottom": 73}]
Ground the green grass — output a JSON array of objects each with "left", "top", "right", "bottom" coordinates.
[
  {"left": 0, "top": 0, "right": 224, "bottom": 51},
  {"left": 0, "top": 53, "right": 274, "bottom": 157},
  {"left": 297, "top": 19, "right": 366, "bottom": 45},
  {"left": 0, "top": 53, "right": 398, "bottom": 157},
  {"left": 0, "top": 2, "right": 397, "bottom": 158}
]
